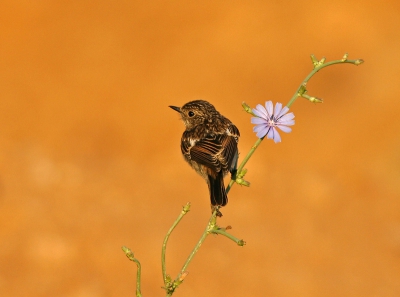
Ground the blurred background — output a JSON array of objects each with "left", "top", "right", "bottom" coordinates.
[{"left": 0, "top": 1, "right": 399, "bottom": 296}]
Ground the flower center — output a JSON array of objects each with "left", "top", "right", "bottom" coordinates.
[{"left": 268, "top": 115, "right": 277, "bottom": 126}]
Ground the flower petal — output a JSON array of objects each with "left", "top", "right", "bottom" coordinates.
[
  {"left": 266, "top": 127, "right": 273, "bottom": 139},
  {"left": 276, "top": 106, "right": 289, "bottom": 118},
  {"left": 255, "top": 125, "right": 269, "bottom": 138},
  {"left": 277, "top": 125, "right": 292, "bottom": 133},
  {"left": 271, "top": 127, "right": 281, "bottom": 143},
  {"left": 280, "top": 119, "right": 295, "bottom": 126},
  {"left": 279, "top": 112, "right": 295, "bottom": 121},
  {"left": 252, "top": 106, "right": 268, "bottom": 119},
  {"left": 256, "top": 104, "right": 269, "bottom": 118},
  {"left": 265, "top": 101, "right": 273, "bottom": 116},
  {"left": 253, "top": 124, "right": 267, "bottom": 133},
  {"left": 251, "top": 117, "right": 267, "bottom": 124},
  {"left": 274, "top": 102, "right": 283, "bottom": 117}
]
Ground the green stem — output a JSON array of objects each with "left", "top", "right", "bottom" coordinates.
[
  {"left": 174, "top": 212, "right": 216, "bottom": 282},
  {"left": 121, "top": 246, "right": 142, "bottom": 297},
  {"left": 211, "top": 228, "right": 246, "bottom": 246},
  {"left": 162, "top": 203, "right": 190, "bottom": 285},
  {"left": 165, "top": 211, "right": 217, "bottom": 296},
  {"left": 135, "top": 259, "right": 142, "bottom": 297},
  {"left": 287, "top": 57, "right": 363, "bottom": 108}
]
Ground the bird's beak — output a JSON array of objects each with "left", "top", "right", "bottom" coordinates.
[{"left": 169, "top": 105, "right": 181, "bottom": 113}]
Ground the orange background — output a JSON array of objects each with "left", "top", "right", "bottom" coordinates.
[{"left": 1, "top": 1, "right": 399, "bottom": 297}]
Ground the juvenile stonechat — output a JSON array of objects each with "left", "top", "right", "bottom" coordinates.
[{"left": 169, "top": 100, "right": 240, "bottom": 214}]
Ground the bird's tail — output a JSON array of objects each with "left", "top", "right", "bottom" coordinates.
[{"left": 208, "top": 171, "right": 228, "bottom": 206}]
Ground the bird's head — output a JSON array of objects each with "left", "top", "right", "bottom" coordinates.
[{"left": 169, "top": 100, "right": 217, "bottom": 130}]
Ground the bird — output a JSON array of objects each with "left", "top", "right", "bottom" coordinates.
[{"left": 169, "top": 100, "right": 240, "bottom": 215}]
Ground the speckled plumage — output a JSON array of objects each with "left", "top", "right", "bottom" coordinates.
[{"left": 169, "top": 100, "right": 240, "bottom": 211}]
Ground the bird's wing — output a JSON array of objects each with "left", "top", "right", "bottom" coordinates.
[
  {"left": 225, "top": 124, "right": 240, "bottom": 172},
  {"left": 227, "top": 123, "right": 240, "bottom": 139},
  {"left": 182, "top": 132, "right": 238, "bottom": 174}
]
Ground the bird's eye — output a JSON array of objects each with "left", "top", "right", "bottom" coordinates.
[{"left": 188, "top": 111, "right": 195, "bottom": 117}]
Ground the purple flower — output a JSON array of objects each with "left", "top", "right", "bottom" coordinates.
[{"left": 251, "top": 101, "right": 295, "bottom": 143}]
